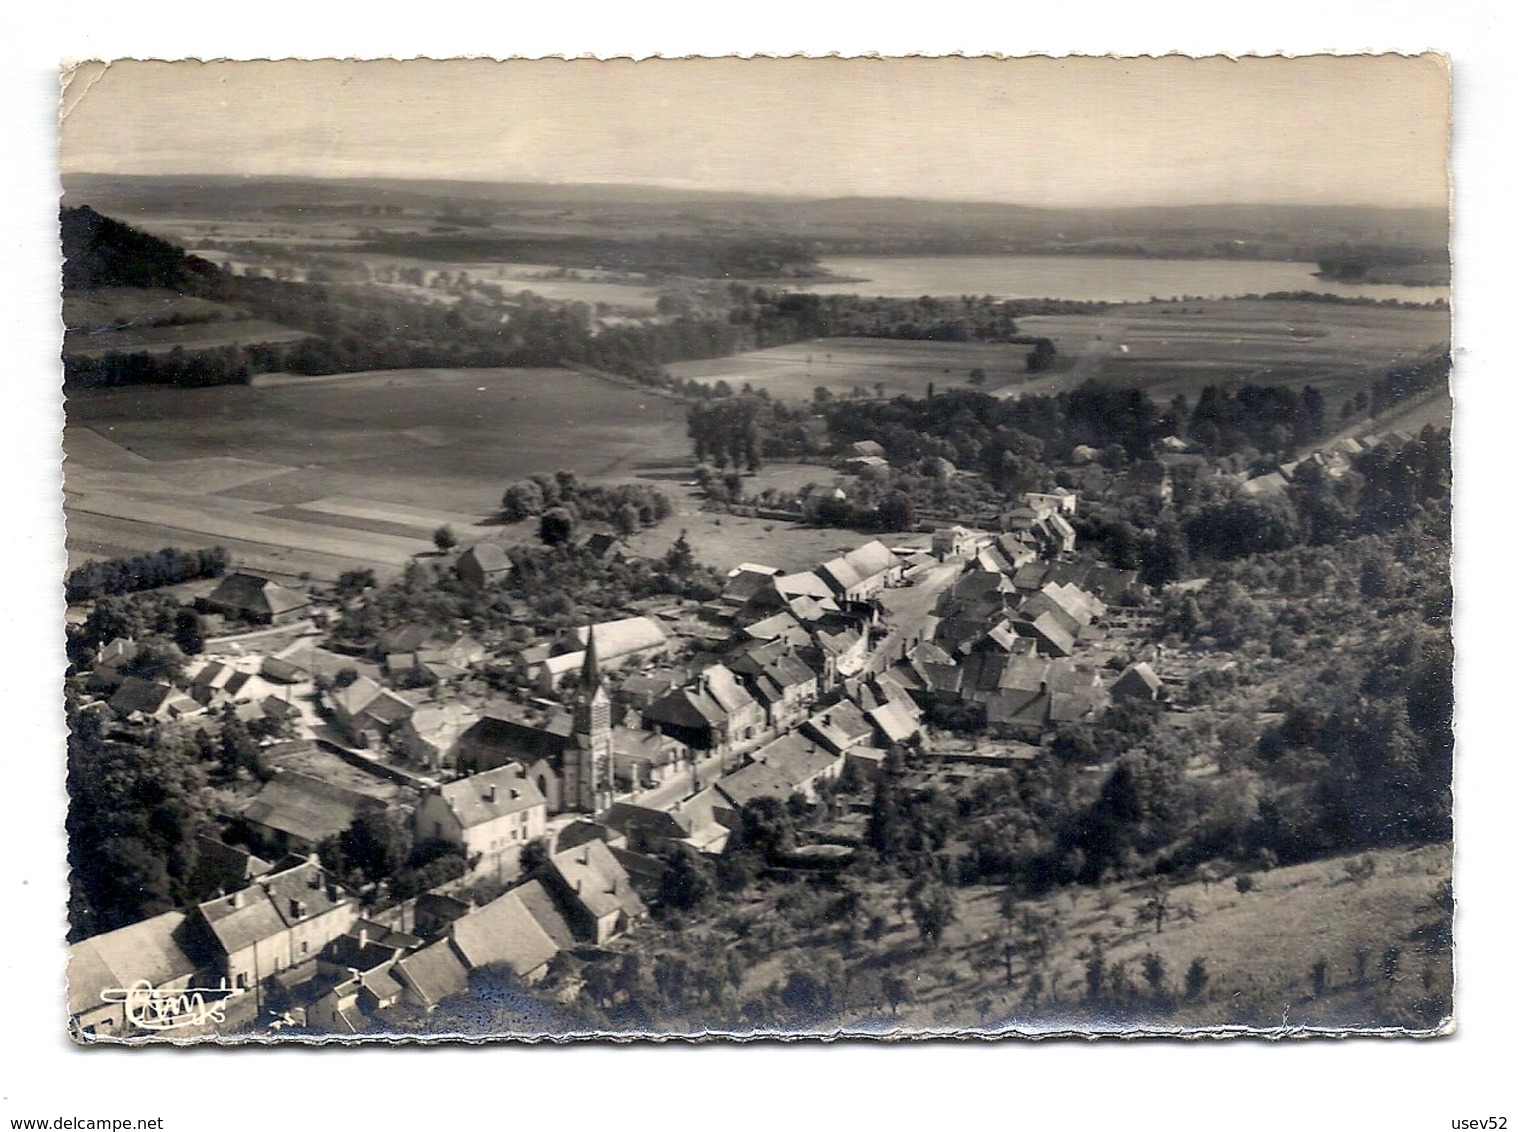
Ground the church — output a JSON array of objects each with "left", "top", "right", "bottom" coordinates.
[{"left": 453, "top": 629, "right": 622, "bottom": 815}]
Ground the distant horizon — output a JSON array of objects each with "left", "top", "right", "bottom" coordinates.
[
  {"left": 59, "top": 57, "right": 1450, "bottom": 211},
  {"left": 58, "top": 169, "right": 1449, "bottom": 216}
]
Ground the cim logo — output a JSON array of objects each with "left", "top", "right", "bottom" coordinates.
[{"left": 98, "top": 980, "right": 247, "bottom": 1032}]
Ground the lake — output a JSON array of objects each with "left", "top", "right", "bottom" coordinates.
[{"left": 806, "top": 255, "right": 1450, "bottom": 305}]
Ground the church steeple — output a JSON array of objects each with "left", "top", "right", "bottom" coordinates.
[
  {"left": 568, "top": 625, "right": 613, "bottom": 812},
  {"left": 580, "top": 625, "right": 602, "bottom": 693}
]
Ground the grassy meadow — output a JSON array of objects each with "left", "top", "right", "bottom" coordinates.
[
  {"left": 1018, "top": 299, "right": 1450, "bottom": 408},
  {"left": 63, "top": 367, "right": 694, "bottom": 580}
]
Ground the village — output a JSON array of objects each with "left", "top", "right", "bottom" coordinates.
[
  {"left": 64, "top": 467, "right": 1153, "bottom": 1028},
  {"left": 64, "top": 403, "right": 1434, "bottom": 1040}
]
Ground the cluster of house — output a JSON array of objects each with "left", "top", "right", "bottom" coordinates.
[
  {"left": 82, "top": 569, "right": 320, "bottom": 729},
  {"left": 68, "top": 829, "right": 650, "bottom": 1037},
  {"left": 70, "top": 483, "right": 1177, "bottom": 1037},
  {"left": 886, "top": 531, "right": 1159, "bottom": 742},
  {"left": 88, "top": 635, "right": 306, "bottom": 730},
  {"left": 1238, "top": 433, "right": 1400, "bottom": 499}
]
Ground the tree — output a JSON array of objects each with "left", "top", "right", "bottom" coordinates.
[
  {"left": 501, "top": 480, "right": 545, "bottom": 521},
  {"left": 172, "top": 608, "right": 206, "bottom": 656},
  {"left": 1137, "top": 878, "right": 1171, "bottom": 934},
  {"left": 908, "top": 881, "right": 958, "bottom": 948},
  {"left": 519, "top": 837, "right": 551, "bottom": 876},
  {"left": 66, "top": 698, "right": 213, "bottom": 939},
  {"left": 613, "top": 502, "right": 642, "bottom": 537},
  {"left": 218, "top": 711, "right": 264, "bottom": 780},
  {"left": 1310, "top": 958, "right": 1330, "bottom": 998},
  {"left": 658, "top": 845, "right": 716, "bottom": 913},
  {"left": 539, "top": 507, "right": 577, "bottom": 546},
  {"left": 432, "top": 525, "right": 458, "bottom": 553},
  {"left": 122, "top": 637, "right": 187, "bottom": 684},
  {"left": 339, "top": 806, "right": 414, "bottom": 884},
  {"left": 1142, "top": 952, "right": 1168, "bottom": 1001},
  {"left": 1184, "top": 957, "right": 1210, "bottom": 1002},
  {"left": 664, "top": 530, "right": 695, "bottom": 572},
  {"left": 335, "top": 568, "right": 377, "bottom": 599},
  {"left": 735, "top": 797, "right": 795, "bottom": 861}
]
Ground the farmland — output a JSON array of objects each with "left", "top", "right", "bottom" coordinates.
[
  {"left": 62, "top": 285, "right": 310, "bottom": 359},
  {"left": 63, "top": 367, "right": 696, "bottom": 580},
  {"left": 1017, "top": 298, "right": 1450, "bottom": 409},
  {"left": 667, "top": 337, "right": 1045, "bottom": 401},
  {"left": 667, "top": 298, "right": 1450, "bottom": 418}
]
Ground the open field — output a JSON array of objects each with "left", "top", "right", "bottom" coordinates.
[
  {"left": 1018, "top": 298, "right": 1450, "bottom": 409},
  {"left": 646, "top": 841, "right": 1452, "bottom": 1035},
  {"left": 667, "top": 337, "right": 1042, "bottom": 401},
  {"left": 63, "top": 367, "right": 695, "bottom": 580},
  {"left": 64, "top": 319, "right": 309, "bottom": 359},
  {"left": 664, "top": 300, "right": 1450, "bottom": 416},
  {"left": 63, "top": 287, "right": 250, "bottom": 331},
  {"left": 624, "top": 507, "right": 922, "bottom": 576}
]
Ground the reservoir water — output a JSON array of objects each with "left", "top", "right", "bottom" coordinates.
[{"left": 806, "top": 255, "right": 1449, "bottom": 305}]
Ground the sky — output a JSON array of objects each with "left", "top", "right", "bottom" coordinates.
[{"left": 58, "top": 55, "right": 1451, "bottom": 208}]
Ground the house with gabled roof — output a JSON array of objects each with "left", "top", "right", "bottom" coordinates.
[
  {"left": 578, "top": 532, "right": 629, "bottom": 562},
  {"left": 818, "top": 556, "right": 868, "bottom": 603},
  {"left": 604, "top": 791, "right": 733, "bottom": 857},
  {"left": 727, "top": 640, "right": 819, "bottom": 732},
  {"left": 1014, "top": 611, "right": 1076, "bottom": 658},
  {"left": 454, "top": 707, "right": 569, "bottom": 808},
  {"left": 573, "top": 616, "right": 669, "bottom": 663},
  {"left": 1011, "top": 560, "right": 1051, "bottom": 594},
  {"left": 448, "top": 890, "right": 559, "bottom": 983},
  {"left": 803, "top": 700, "right": 875, "bottom": 755},
  {"left": 192, "top": 835, "right": 274, "bottom": 898},
  {"left": 512, "top": 879, "right": 577, "bottom": 950},
  {"left": 455, "top": 542, "right": 513, "bottom": 590},
  {"left": 612, "top": 726, "right": 686, "bottom": 791},
  {"left": 1017, "top": 592, "right": 1082, "bottom": 638},
  {"left": 992, "top": 532, "right": 1038, "bottom": 570},
  {"left": 1111, "top": 661, "right": 1164, "bottom": 702},
  {"left": 327, "top": 675, "right": 415, "bottom": 747},
  {"left": 393, "top": 938, "right": 471, "bottom": 1010},
  {"left": 397, "top": 702, "right": 480, "bottom": 771},
  {"left": 187, "top": 858, "right": 359, "bottom": 993},
  {"left": 773, "top": 571, "right": 838, "bottom": 606},
  {"left": 187, "top": 660, "right": 254, "bottom": 708},
  {"left": 237, "top": 773, "right": 377, "bottom": 857},
  {"left": 931, "top": 525, "right": 981, "bottom": 561},
  {"left": 741, "top": 610, "right": 810, "bottom": 648},
  {"left": 202, "top": 572, "right": 311, "bottom": 626},
  {"left": 642, "top": 664, "right": 766, "bottom": 758},
  {"left": 414, "top": 763, "right": 548, "bottom": 879},
  {"left": 986, "top": 687, "right": 1050, "bottom": 741},
  {"left": 714, "top": 731, "right": 846, "bottom": 813},
  {"left": 108, "top": 676, "right": 202, "bottom": 723},
  {"left": 809, "top": 624, "right": 867, "bottom": 682},
  {"left": 68, "top": 911, "right": 205, "bottom": 1038},
  {"left": 1049, "top": 690, "right": 1106, "bottom": 727},
  {"left": 865, "top": 699, "right": 921, "bottom": 748},
  {"left": 545, "top": 838, "right": 646, "bottom": 944},
  {"left": 842, "top": 540, "right": 904, "bottom": 592}
]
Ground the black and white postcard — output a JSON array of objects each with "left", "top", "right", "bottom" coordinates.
[{"left": 56, "top": 54, "right": 1455, "bottom": 1045}]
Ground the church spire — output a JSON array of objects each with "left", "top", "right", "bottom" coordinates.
[{"left": 580, "top": 625, "right": 601, "bottom": 691}]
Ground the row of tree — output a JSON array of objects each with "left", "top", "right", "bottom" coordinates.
[
  {"left": 65, "top": 546, "right": 228, "bottom": 604},
  {"left": 498, "top": 471, "right": 674, "bottom": 529}
]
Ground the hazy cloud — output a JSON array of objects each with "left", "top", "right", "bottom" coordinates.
[{"left": 60, "top": 56, "right": 1450, "bottom": 208}]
